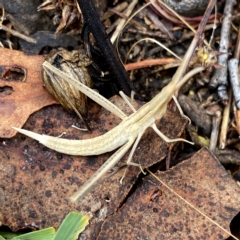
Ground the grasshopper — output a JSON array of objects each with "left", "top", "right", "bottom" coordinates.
[{"left": 13, "top": 15, "right": 207, "bottom": 201}]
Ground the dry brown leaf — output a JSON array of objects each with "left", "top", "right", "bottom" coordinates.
[
  {"left": 0, "top": 95, "right": 188, "bottom": 237},
  {"left": 98, "top": 148, "right": 240, "bottom": 239},
  {"left": 0, "top": 48, "right": 56, "bottom": 138}
]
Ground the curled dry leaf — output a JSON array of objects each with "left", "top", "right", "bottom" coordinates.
[{"left": 0, "top": 48, "right": 56, "bottom": 138}]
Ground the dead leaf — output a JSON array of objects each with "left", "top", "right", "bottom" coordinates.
[
  {"left": 0, "top": 95, "right": 188, "bottom": 237},
  {"left": 98, "top": 148, "right": 240, "bottom": 239},
  {"left": 0, "top": 48, "right": 56, "bottom": 138}
]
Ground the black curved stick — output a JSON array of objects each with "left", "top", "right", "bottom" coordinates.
[{"left": 77, "top": 0, "right": 135, "bottom": 97}]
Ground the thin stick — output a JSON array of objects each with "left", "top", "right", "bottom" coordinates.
[
  {"left": 150, "top": 0, "right": 210, "bottom": 47},
  {"left": 125, "top": 37, "right": 182, "bottom": 64},
  {"left": 146, "top": 8, "right": 174, "bottom": 39},
  {"left": 228, "top": 59, "right": 240, "bottom": 109},
  {"left": 101, "top": 2, "right": 128, "bottom": 21},
  {"left": 209, "top": 110, "right": 222, "bottom": 152},
  {"left": 124, "top": 58, "right": 180, "bottom": 71},
  {"left": 219, "top": 89, "right": 232, "bottom": 149},
  {"left": 1, "top": 25, "right": 36, "bottom": 43},
  {"left": 209, "top": 0, "right": 236, "bottom": 102},
  {"left": 169, "top": 0, "right": 217, "bottom": 84},
  {"left": 111, "top": 0, "right": 138, "bottom": 43},
  {"left": 115, "top": 2, "right": 151, "bottom": 63}
]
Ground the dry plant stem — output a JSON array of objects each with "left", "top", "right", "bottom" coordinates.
[
  {"left": 234, "top": 25, "right": 240, "bottom": 60},
  {"left": 228, "top": 59, "right": 240, "bottom": 109},
  {"left": 166, "top": 151, "right": 171, "bottom": 170},
  {"left": 147, "top": 169, "right": 239, "bottom": 240},
  {"left": 216, "top": 148, "right": 240, "bottom": 165},
  {"left": 0, "top": 25, "right": 36, "bottom": 43},
  {"left": 110, "top": 0, "right": 138, "bottom": 43},
  {"left": 106, "top": 9, "right": 143, "bottom": 35},
  {"left": 152, "top": 62, "right": 181, "bottom": 73},
  {"left": 0, "top": 5, "right": 5, "bottom": 25},
  {"left": 125, "top": 27, "right": 167, "bottom": 38},
  {"left": 165, "top": 0, "right": 216, "bottom": 85},
  {"left": 209, "top": 110, "right": 222, "bottom": 152},
  {"left": 232, "top": 27, "right": 240, "bottom": 134},
  {"left": 77, "top": 0, "right": 134, "bottom": 97},
  {"left": 125, "top": 37, "right": 182, "bottom": 64},
  {"left": 219, "top": 24, "right": 240, "bottom": 149},
  {"left": 124, "top": 58, "right": 180, "bottom": 71},
  {"left": 209, "top": 0, "right": 236, "bottom": 102},
  {"left": 115, "top": 2, "right": 151, "bottom": 63},
  {"left": 219, "top": 89, "right": 232, "bottom": 149},
  {"left": 233, "top": 106, "right": 240, "bottom": 135},
  {"left": 208, "top": 4, "right": 218, "bottom": 46},
  {"left": 101, "top": 2, "right": 128, "bottom": 21},
  {"left": 108, "top": 9, "right": 142, "bottom": 28},
  {"left": 150, "top": 0, "right": 210, "bottom": 47},
  {"left": 146, "top": 9, "right": 174, "bottom": 39}
]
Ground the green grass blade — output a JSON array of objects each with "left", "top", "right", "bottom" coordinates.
[
  {"left": 0, "top": 231, "right": 20, "bottom": 239},
  {"left": 53, "top": 212, "right": 91, "bottom": 240},
  {"left": 11, "top": 227, "right": 55, "bottom": 240}
]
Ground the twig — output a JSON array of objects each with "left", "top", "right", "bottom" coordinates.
[
  {"left": 209, "top": 110, "right": 222, "bottom": 151},
  {"left": 209, "top": 0, "right": 236, "bottom": 103},
  {"left": 220, "top": 19, "right": 240, "bottom": 148},
  {"left": 101, "top": 2, "right": 128, "bottom": 21},
  {"left": 233, "top": 105, "right": 240, "bottom": 135},
  {"left": 77, "top": 0, "right": 135, "bottom": 97},
  {"left": 234, "top": 25, "right": 240, "bottom": 60},
  {"left": 124, "top": 58, "right": 180, "bottom": 71},
  {"left": 146, "top": 8, "right": 174, "bottom": 39},
  {"left": 124, "top": 27, "right": 167, "bottom": 39},
  {"left": 125, "top": 37, "right": 182, "bottom": 64},
  {"left": 110, "top": 0, "right": 138, "bottom": 43},
  {"left": 219, "top": 89, "right": 232, "bottom": 149},
  {"left": 215, "top": 148, "right": 240, "bottom": 165},
  {"left": 230, "top": 24, "right": 240, "bottom": 136},
  {"left": 0, "top": 24, "right": 36, "bottom": 44},
  {"left": 150, "top": 0, "right": 210, "bottom": 47},
  {"left": 228, "top": 59, "right": 240, "bottom": 109}
]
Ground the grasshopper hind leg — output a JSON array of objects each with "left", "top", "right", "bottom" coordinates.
[
  {"left": 172, "top": 95, "right": 191, "bottom": 124},
  {"left": 120, "top": 133, "right": 146, "bottom": 184},
  {"left": 151, "top": 123, "right": 194, "bottom": 145}
]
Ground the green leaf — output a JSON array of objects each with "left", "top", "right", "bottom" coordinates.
[
  {"left": 11, "top": 227, "right": 55, "bottom": 240},
  {"left": 53, "top": 212, "right": 91, "bottom": 240},
  {"left": 0, "top": 235, "right": 5, "bottom": 240},
  {"left": 0, "top": 231, "right": 20, "bottom": 239}
]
